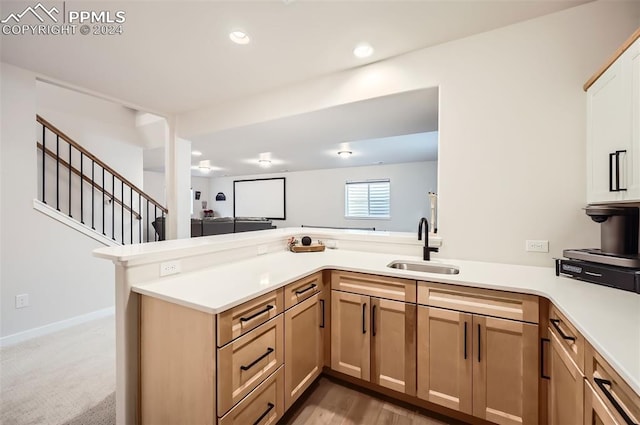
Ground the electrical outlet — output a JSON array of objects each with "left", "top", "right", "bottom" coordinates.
[
  {"left": 160, "top": 260, "right": 181, "bottom": 277},
  {"left": 526, "top": 240, "right": 549, "bottom": 253},
  {"left": 325, "top": 240, "right": 338, "bottom": 249},
  {"left": 257, "top": 245, "right": 268, "bottom": 255},
  {"left": 15, "top": 294, "right": 29, "bottom": 309}
]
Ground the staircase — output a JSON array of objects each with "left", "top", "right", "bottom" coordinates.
[{"left": 36, "top": 115, "right": 167, "bottom": 245}]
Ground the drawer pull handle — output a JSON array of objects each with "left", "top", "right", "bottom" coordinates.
[
  {"left": 541, "top": 338, "right": 550, "bottom": 380},
  {"left": 319, "top": 299, "right": 325, "bottom": 329},
  {"left": 372, "top": 304, "right": 377, "bottom": 337},
  {"left": 240, "top": 347, "right": 274, "bottom": 371},
  {"left": 550, "top": 319, "right": 576, "bottom": 342},
  {"left": 253, "top": 402, "right": 275, "bottom": 425},
  {"left": 463, "top": 321, "right": 467, "bottom": 360},
  {"left": 362, "top": 303, "right": 367, "bottom": 334},
  {"left": 240, "top": 305, "right": 274, "bottom": 323},
  {"left": 477, "top": 324, "right": 481, "bottom": 363},
  {"left": 594, "top": 378, "right": 638, "bottom": 425},
  {"left": 295, "top": 283, "right": 317, "bottom": 295}
]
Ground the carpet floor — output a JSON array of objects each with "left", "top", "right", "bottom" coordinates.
[{"left": 1, "top": 316, "right": 116, "bottom": 425}]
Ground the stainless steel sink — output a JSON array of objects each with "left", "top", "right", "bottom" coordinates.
[{"left": 387, "top": 261, "right": 460, "bottom": 274}]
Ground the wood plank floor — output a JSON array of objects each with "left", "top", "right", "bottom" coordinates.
[{"left": 280, "top": 377, "right": 459, "bottom": 425}]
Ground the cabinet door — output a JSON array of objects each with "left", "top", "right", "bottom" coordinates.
[
  {"left": 549, "top": 330, "right": 584, "bottom": 425},
  {"left": 371, "top": 298, "right": 416, "bottom": 396},
  {"left": 628, "top": 38, "right": 640, "bottom": 200},
  {"left": 584, "top": 380, "right": 622, "bottom": 425},
  {"left": 472, "top": 316, "right": 538, "bottom": 425},
  {"left": 416, "top": 306, "right": 472, "bottom": 414},
  {"left": 284, "top": 293, "right": 323, "bottom": 410},
  {"left": 587, "top": 47, "right": 632, "bottom": 203},
  {"left": 330, "top": 290, "right": 370, "bottom": 380}
]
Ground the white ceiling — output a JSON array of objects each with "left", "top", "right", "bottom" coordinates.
[
  {"left": 1, "top": 0, "right": 589, "bottom": 115},
  {"left": 143, "top": 87, "right": 440, "bottom": 176},
  {"left": 4, "top": 1, "right": 589, "bottom": 177}
]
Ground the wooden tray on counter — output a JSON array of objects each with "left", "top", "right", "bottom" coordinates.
[{"left": 289, "top": 244, "right": 325, "bottom": 253}]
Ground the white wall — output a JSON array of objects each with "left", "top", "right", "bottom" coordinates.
[
  {"left": 37, "top": 81, "right": 144, "bottom": 185},
  {"left": 143, "top": 172, "right": 212, "bottom": 219},
  {"left": 1, "top": 63, "right": 116, "bottom": 338},
  {"left": 143, "top": 171, "right": 166, "bottom": 206},
  {"left": 210, "top": 161, "right": 437, "bottom": 232},
  {"left": 191, "top": 176, "right": 211, "bottom": 218},
  {"left": 180, "top": 1, "right": 640, "bottom": 266}
]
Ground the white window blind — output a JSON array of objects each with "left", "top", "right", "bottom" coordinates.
[{"left": 345, "top": 179, "right": 390, "bottom": 218}]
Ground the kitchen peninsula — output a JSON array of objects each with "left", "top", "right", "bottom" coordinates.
[{"left": 94, "top": 228, "right": 640, "bottom": 425}]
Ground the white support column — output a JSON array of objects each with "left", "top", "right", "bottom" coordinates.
[{"left": 164, "top": 118, "right": 191, "bottom": 240}]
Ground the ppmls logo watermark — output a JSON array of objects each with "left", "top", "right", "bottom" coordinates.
[{"left": 1, "top": 2, "right": 126, "bottom": 36}]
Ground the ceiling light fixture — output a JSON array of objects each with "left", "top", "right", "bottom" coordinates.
[
  {"left": 191, "top": 150, "right": 202, "bottom": 156},
  {"left": 258, "top": 159, "right": 272, "bottom": 168},
  {"left": 353, "top": 43, "right": 373, "bottom": 58},
  {"left": 198, "top": 160, "right": 212, "bottom": 172},
  {"left": 229, "top": 30, "right": 250, "bottom": 45},
  {"left": 337, "top": 150, "right": 352, "bottom": 158}
]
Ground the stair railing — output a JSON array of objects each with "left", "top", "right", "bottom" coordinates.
[{"left": 37, "top": 115, "right": 167, "bottom": 245}]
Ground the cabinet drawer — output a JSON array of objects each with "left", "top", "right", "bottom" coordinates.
[
  {"left": 217, "top": 315, "right": 284, "bottom": 416},
  {"left": 284, "top": 272, "right": 322, "bottom": 310},
  {"left": 219, "top": 366, "right": 284, "bottom": 425},
  {"left": 585, "top": 343, "right": 640, "bottom": 425},
  {"left": 549, "top": 329, "right": 584, "bottom": 425},
  {"left": 331, "top": 270, "right": 416, "bottom": 303},
  {"left": 417, "top": 281, "right": 539, "bottom": 323},
  {"left": 217, "top": 288, "right": 284, "bottom": 347},
  {"left": 585, "top": 379, "right": 624, "bottom": 425},
  {"left": 549, "top": 304, "right": 584, "bottom": 372}
]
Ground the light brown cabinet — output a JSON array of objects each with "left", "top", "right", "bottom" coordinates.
[
  {"left": 330, "top": 290, "right": 370, "bottom": 381},
  {"left": 139, "top": 269, "right": 640, "bottom": 425},
  {"left": 584, "top": 380, "right": 622, "bottom": 425},
  {"left": 584, "top": 342, "right": 640, "bottom": 425},
  {"left": 331, "top": 289, "right": 416, "bottom": 395},
  {"left": 217, "top": 315, "right": 283, "bottom": 415},
  {"left": 472, "top": 315, "right": 538, "bottom": 424},
  {"left": 548, "top": 330, "right": 584, "bottom": 425},
  {"left": 284, "top": 293, "right": 324, "bottom": 410},
  {"left": 330, "top": 270, "right": 416, "bottom": 388},
  {"left": 417, "top": 306, "right": 472, "bottom": 413},
  {"left": 417, "top": 283, "right": 539, "bottom": 425},
  {"left": 217, "top": 288, "right": 284, "bottom": 347},
  {"left": 547, "top": 307, "right": 585, "bottom": 425},
  {"left": 371, "top": 297, "right": 416, "bottom": 396},
  {"left": 219, "top": 366, "right": 284, "bottom": 425}
]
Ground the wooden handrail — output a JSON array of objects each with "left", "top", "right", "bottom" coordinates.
[
  {"left": 38, "top": 142, "right": 142, "bottom": 220},
  {"left": 37, "top": 115, "right": 168, "bottom": 213}
]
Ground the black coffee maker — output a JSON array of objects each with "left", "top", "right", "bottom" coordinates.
[{"left": 564, "top": 205, "right": 640, "bottom": 268}]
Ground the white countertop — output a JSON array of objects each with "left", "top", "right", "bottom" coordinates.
[{"left": 132, "top": 248, "right": 640, "bottom": 395}]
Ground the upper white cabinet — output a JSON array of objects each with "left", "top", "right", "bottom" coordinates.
[{"left": 586, "top": 31, "right": 640, "bottom": 204}]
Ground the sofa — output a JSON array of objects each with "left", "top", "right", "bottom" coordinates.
[
  {"left": 153, "top": 217, "right": 274, "bottom": 240},
  {"left": 197, "top": 217, "right": 273, "bottom": 236}
]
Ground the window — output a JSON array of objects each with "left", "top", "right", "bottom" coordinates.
[{"left": 345, "top": 179, "right": 390, "bottom": 219}]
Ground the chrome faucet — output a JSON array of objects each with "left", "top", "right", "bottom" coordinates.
[{"left": 418, "top": 217, "right": 439, "bottom": 261}]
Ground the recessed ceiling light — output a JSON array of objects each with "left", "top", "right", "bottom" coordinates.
[
  {"left": 353, "top": 43, "right": 373, "bottom": 58},
  {"left": 258, "top": 159, "right": 272, "bottom": 168},
  {"left": 191, "top": 150, "right": 202, "bottom": 156},
  {"left": 229, "top": 31, "right": 250, "bottom": 45},
  {"left": 338, "top": 150, "right": 352, "bottom": 158}
]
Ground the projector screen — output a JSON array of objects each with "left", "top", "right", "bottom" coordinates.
[{"left": 233, "top": 177, "right": 286, "bottom": 220}]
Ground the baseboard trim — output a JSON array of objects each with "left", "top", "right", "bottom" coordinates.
[
  {"left": 0, "top": 306, "right": 115, "bottom": 347},
  {"left": 32, "top": 199, "right": 119, "bottom": 247}
]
